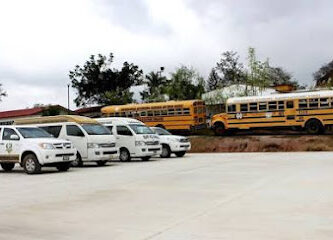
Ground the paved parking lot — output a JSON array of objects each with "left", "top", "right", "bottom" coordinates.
[{"left": 0, "top": 152, "right": 333, "bottom": 240}]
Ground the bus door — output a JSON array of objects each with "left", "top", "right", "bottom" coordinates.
[{"left": 284, "top": 100, "right": 297, "bottom": 125}]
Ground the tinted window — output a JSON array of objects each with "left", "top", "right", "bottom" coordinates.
[
  {"left": 309, "top": 98, "right": 319, "bottom": 108},
  {"left": 106, "top": 126, "right": 113, "bottom": 133},
  {"left": 320, "top": 98, "right": 329, "bottom": 108},
  {"left": 278, "top": 101, "right": 284, "bottom": 110},
  {"left": 40, "top": 126, "right": 62, "bottom": 138},
  {"left": 299, "top": 99, "right": 307, "bottom": 109},
  {"left": 117, "top": 126, "right": 132, "bottom": 136},
  {"left": 3, "top": 128, "right": 20, "bottom": 140},
  {"left": 81, "top": 124, "right": 111, "bottom": 135},
  {"left": 249, "top": 103, "right": 257, "bottom": 112},
  {"left": 268, "top": 101, "right": 277, "bottom": 110},
  {"left": 227, "top": 105, "right": 236, "bottom": 113},
  {"left": 183, "top": 108, "right": 190, "bottom": 115},
  {"left": 129, "top": 124, "right": 154, "bottom": 134},
  {"left": 240, "top": 104, "right": 248, "bottom": 112},
  {"left": 17, "top": 127, "right": 52, "bottom": 138},
  {"left": 66, "top": 125, "right": 84, "bottom": 137},
  {"left": 259, "top": 102, "right": 267, "bottom": 111},
  {"left": 286, "top": 101, "right": 294, "bottom": 109}
]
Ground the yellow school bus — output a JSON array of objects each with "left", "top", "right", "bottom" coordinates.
[
  {"left": 101, "top": 100, "right": 206, "bottom": 131},
  {"left": 211, "top": 90, "right": 333, "bottom": 135}
]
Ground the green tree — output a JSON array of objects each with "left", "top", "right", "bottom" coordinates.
[
  {"left": 166, "top": 66, "right": 205, "bottom": 100},
  {"left": 207, "top": 68, "right": 222, "bottom": 91},
  {"left": 141, "top": 68, "right": 169, "bottom": 102},
  {"left": 69, "top": 53, "right": 143, "bottom": 106},
  {"left": 0, "top": 83, "right": 7, "bottom": 102},
  {"left": 313, "top": 59, "right": 333, "bottom": 87}
]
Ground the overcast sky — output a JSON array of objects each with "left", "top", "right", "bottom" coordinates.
[{"left": 0, "top": 0, "right": 332, "bottom": 111}]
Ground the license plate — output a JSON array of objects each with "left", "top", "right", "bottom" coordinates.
[{"left": 63, "top": 156, "right": 69, "bottom": 161}]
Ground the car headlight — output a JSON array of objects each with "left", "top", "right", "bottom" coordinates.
[
  {"left": 39, "top": 143, "right": 55, "bottom": 149},
  {"left": 135, "top": 141, "right": 145, "bottom": 146},
  {"left": 87, "top": 143, "right": 100, "bottom": 148}
]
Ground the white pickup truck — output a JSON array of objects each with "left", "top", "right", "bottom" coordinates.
[
  {"left": 151, "top": 127, "right": 191, "bottom": 158},
  {"left": 0, "top": 125, "right": 77, "bottom": 174}
]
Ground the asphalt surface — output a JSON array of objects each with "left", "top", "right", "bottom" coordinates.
[{"left": 0, "top": 152, "right": 333, "bottom": 240}]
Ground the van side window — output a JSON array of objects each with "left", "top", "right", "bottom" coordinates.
[
  {"left": 3, "top": 128, "right": 20, "bottom": 140},
  {"left": 66, "top": 125, "right": 84, "bottom": 137},
  {"left": 106, "top": 126, "right": 113, "bottom": 134},
  {"left": 116, "top": 126, "right": 132, "bottom": 136},
  {"left": 40, "top": 126, "right": 62, "bottom": 137}
]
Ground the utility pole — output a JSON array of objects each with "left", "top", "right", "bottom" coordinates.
[{"left": 67, "top": 84, "right": 70, "bottom": 114}]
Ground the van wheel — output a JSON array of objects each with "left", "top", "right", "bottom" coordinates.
[
  {"left": 1, "top": 163, "right": 15, "bottom": 172},
  {"left": 119, "top": 148, "right": 131, "bottom": 162},
  {"left": 160, "top": 144, "right": 171, "bottom": 158},
  {"left": 305, "top": 119, "right": 324, "bottom": 134},
  {"left": 71, "top": 153, "right": 83, "bottom": 167},
  {"left": 56, "top": 162, "right": 71, "bottom": 172},
  {"left": 175, "top": 151, "right": 186, "bottom": 157},
  {"left": 23, "top": 154, "right": 41, "bottom": 174},
  {"left": 141, "top": 156, "right": 151, "bottom": 161},
  {"left": 97, "top": 161, "right": 107, "bottom": 166}
]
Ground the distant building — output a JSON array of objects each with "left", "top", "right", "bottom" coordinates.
[
  {"left": 74, "top": 106, "right": 104, "bottom": 118},
  {"left": 0, "top": 105, "right": 72, "bottom": 125}
]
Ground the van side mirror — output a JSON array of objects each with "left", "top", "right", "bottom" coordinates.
[{"left": 10, "top": 135, "right": 19, "bottom": 140}]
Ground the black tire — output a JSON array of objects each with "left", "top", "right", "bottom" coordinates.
[
  {"left": 214, "top": 123, "right": 226, "bottom": 136},
  {"left": 23, "top": 154, "right": 42, "bottom": 174},
  {"left": 56, "top": 162, "right": 71, "bottom": 172},
  {"left": 305, "top": 119, "right": 324, "bottom": 135},
  {"left": 175, "top": 151, "right": 186, "bottom": 157},
  {"left": 160, "top": 144, "right": 171, "bottom": 158},
  {"left": 119, "top": 148, "right": 131, "bottom": 162},
  {"left": 71, "top": 152, "right": 83, "bottom": 167},
  {"left": 141, "top": 156, "right": 151, "bottom": 161},
  {"left": 97, "top": 160, "right": 107, "bottom": 166},
  {"left": 1, "top": 163, "right": 15, "bottom": 172}
]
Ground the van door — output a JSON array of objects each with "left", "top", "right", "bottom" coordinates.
[
  {"left": 0, "top": 128, "right": 21, "bottom": 163},
  {"left": 115, "top": 125, "right": 135, "bottom": 153},
  {"left": 65, "top": 124, "right": 88, "bottom": 159}
]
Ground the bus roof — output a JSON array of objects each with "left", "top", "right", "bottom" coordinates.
[
  {"left": 101, "top": 100, "right": 204, "bottom": 113},
  {"left": 14, "top": 115, "right": 98, "bottom": 125},
  {"left": 96, "top": 117, "right": 144, "bottom": 125},
  {"left": 227, "top": 90, "right": 333, "bottom": 104}
]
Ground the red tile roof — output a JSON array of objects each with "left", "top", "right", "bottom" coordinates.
[{"left": 0, "top": 107, "right": 44, "bottom": 119}]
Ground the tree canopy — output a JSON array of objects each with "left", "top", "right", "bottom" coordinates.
[
  {"left": 69, "top": 53, "right": 143, "bottom": 106},
  {"left": 141, "top": 69, "right": 169, "bottom": 102},
  {"left": 314, "top": 59, "right": 333, "bottom": 87}
]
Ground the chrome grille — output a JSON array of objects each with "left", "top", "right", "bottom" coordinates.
[
  {"left": 53, "top": 143, "right": 72, "bottom": 149},
  {"left": 99, "top": 143, "right": 116, "bottom": 148},
  {"left": 145, "top": 141, "right": 159, "bottom": 146}
]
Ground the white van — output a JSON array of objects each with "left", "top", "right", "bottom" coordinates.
[
  {"left": 151, "top": 127, "right": 191, "bottom": 158},
  {"left": 15, "top": 115, "right": 117, "bottom": 167},
  {"left": 96, "top": 117, "right": 161, "bottom": 161},
  {"left": 0, "top": 125, "right": 76, "bottom": 174}
]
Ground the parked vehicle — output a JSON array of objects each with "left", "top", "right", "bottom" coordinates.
[
  {"left": 151, "top": 127, "right": 191, "bottom": 158},
  {"left": 96, "top": 117, "right": 161, "bottom": 161},
  {"left": 0, "top": 125, "right": 76, "bottom": 174},
  {"left": 15, "top": 115, "right": 117, "bottom": 167}
]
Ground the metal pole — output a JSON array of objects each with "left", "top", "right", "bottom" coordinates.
[{"left": 67, "top": 84, "right": 70, "bottom": 114}]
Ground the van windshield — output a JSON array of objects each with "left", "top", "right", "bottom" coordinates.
[
  {"left": 129, "top": 124, "right": 154, "bottom": 134},
  {"left": 17, "top": 127, "right": 53, "bottom": 138},
  {"left": 153, "top": 128, "right": 171, "bottom": 135},
  {"left": 81, "top": 124, "right": 111, "bottom": 135}
]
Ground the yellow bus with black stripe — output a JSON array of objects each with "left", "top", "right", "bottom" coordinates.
[{"left": 211, "top": 90, "right": 333, "bottom": 135}]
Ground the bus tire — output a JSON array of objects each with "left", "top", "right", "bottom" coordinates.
[
  {"left": 71, "top": 152, "right": 83, "bottom": 167},
  {"left": 1, "top": 163, "right": 15, "bottom": 172},
  {"left": 23, "top": 154, "right": 42, "bottom": 174},
  {"left": 214, "top": 122, "right": 226, "bottom": 136},
  {"left": 305, "top": 119, "right": 324, "bottom": 135},
  {"left": 175, "top": 151, "right": 186, "bottom": 157},
  {"left": 119, "top": 148, "right": 131, "bottom": 162},
  {"left": 160, "top": 144, "right": 171, "bottom": 158}
]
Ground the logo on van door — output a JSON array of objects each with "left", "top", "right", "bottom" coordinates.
[{"left": 5, "top": 143, "right": 13, "bottom": 153}]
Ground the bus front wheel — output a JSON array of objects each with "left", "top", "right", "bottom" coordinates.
[
  {"left": 305, "top": 119, "right": 324, "bottom": 135},
  {"left": 214, "top": 123, "right": 226, "bottom": 136}
]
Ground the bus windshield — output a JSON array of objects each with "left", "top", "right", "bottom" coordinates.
[
  {"left": 129, "top": 124, "right": 154, "bottom": 134},
  {"left": 17, "top": 127, "right": 53, "bottom": 138},
  {"left": 81, "top": 124, "right": 111, "bottom": 135}
]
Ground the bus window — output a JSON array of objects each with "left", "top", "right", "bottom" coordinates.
[
  {"left": 115, "top": 112, "right": 120, "bottom": 117},
  {"left": 299, "top": 99, "right": 307, "bottom": 109},
  {"left": 120, "top": 112, "right": 126, "bottom": 117},
  {"left": 259, "top": 102, "right": 267, "bottom": 111},
  {"left": 140, "top": 111, "right": 147, "bottom": 117},
  {"left": 309, "top": 98, "right": 319, "bottom": 108},
  {"left": 227, "top": 105, "right": 236, "bottom": 113},
  {"left": 183, "top": 108, "right": 190, "bottom": 115},
  {"left": 268, "top": 101, "right": 277, "bottom": 110},
  {"left": 278, "top": 101, "right": 284, "bottom": 110},
  {"left": 320, "top": 98, "right": 329, "bottom": 108},
  {"left": 154, "top": 110, "right": 161, "bottom": 116},
  {"left": 147, "top": 111, "right": 154, "bottom": 116},
  {"left": 249, "top": 103, "right": 257, "bottom": 112},
  {"left": 127, "top": 112, "right": 133, "bottom": 117},
  {"left": 286, "top": 101, "right": 294, "bottom": 109},
  {"left": 240, "top": 104, "right": 248, "bottom": 112},
  {"left": 161, "top": 110, "right": 168, "bottom": 116},
  {"left": 168, "top": 108, "right": 175, "bottom": 115},
  {"left": 176, "top": 108, "right": 183, "bottom": 115}
]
